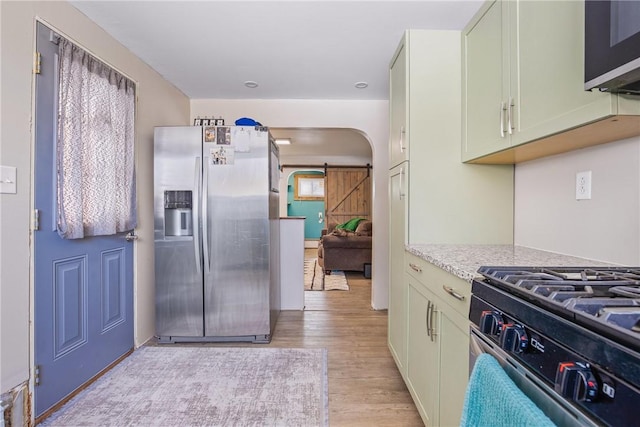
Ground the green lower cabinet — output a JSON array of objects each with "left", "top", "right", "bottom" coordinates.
[
  {"left": 405, "top": 263, "right": 470, "bottom": 426},
  {"left": 388, "top": 165, "right": 408, "bottom": 375},
  {"left": 406, "top": 277, "right": 438, "bottom": 425},
  {"left": 438, "top": 309, "right": 469, "bottom": 427}
]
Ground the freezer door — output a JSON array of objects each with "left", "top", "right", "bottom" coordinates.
[
  {"left": 154, "top": 126, "right": 204, "bottom": 338},
  {"left": 203, "top": 126, "right": 271, "bottom": 337}
]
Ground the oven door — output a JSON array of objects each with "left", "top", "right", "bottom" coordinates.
[{"left": 469, "top": 327, "right": 599, "bottom": 427}]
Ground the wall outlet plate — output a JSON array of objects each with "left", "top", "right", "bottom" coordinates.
[{"left": 576, "top": 170, "right": 592, "bottom": 200}]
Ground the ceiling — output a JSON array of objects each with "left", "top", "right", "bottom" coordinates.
[{"left": 69, "top": 0, "right": 483, "bottom": 161}]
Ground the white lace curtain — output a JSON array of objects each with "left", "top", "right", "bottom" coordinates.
[{"left": 57, "top": 38, "right": 137, "bottom": 239}]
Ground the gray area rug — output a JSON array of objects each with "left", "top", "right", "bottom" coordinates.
[
  {"left": 41, "top": 347, "right": 328, "bottom": 427},
  {"left": 304, "top": 258, "right": 349, "bottom": 291}
]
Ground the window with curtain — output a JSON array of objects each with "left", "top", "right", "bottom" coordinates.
[{"left": 56, "top": 38, "right": 137, "bottom": 239}]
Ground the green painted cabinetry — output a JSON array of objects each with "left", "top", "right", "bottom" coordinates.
[
  {"left": 389, "top": 42, "right": 408, "bottom": 169},
  {"left": 387, "top": 28, "right": 513, "bottom": 425},
  {"left": 388, "top": 30, "right": 513, "bottom": 247},
  {"left": 388, "top": 164, "right": 407, "bottom": 374},
  {"left": 405, "top": 252, "right": 470, "bottom": 427},
  {"left": 462, "top": 0, "right": 508, "bottom": 160},
  {"left": 406, "top": 276, "right": 437, "bottom": 426},
  {"left": 463, "top": 0, "right": 640, "bottom": 164}
]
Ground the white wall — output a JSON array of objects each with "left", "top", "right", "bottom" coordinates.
[
  {"left": 514, "top": 137, "right": 640, "bottom": 265},
  {"left": 0, "top": 0, "right": 189, "bottom": 397},
  {"left": 191, "top": 99, "right": 389, "bottom": 309}
]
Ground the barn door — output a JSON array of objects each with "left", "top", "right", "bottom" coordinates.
[{"left": 324, "top": 166, "right": 371, "bottom": 226}]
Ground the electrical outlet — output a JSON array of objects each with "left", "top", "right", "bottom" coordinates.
[{"left": 576, "top": 171, "right": 592, "bottom": 200}]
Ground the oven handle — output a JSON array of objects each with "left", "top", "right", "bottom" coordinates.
[
  {"left": 469, "top": 329, "right": 484, "bottom": 357},
  {"left": 468, "top": 328, "right": 600, "bottom": 427},
  {"left": 470, "top": 328, "right": 501, "bottom": 363}
]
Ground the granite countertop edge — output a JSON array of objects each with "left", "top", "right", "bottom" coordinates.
[{"left": 406, "top": 244, "right": 618, "bottom": 283}]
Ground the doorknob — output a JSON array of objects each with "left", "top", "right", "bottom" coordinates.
[
  {"left": 318, "top": 212, "right": 324, "bottom": 223},
  {"left": 125, "top": 231, "right": 138, "bottom": 241}
]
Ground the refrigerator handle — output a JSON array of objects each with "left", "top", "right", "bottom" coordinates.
[
  {"left": 202, "top": 156, "right": 210, "bottom": 273},
  {"left": 193, "top": 157, "right": 201, "bottom": 274}
]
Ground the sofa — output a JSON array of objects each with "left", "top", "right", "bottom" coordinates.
[{"left": 317, "top": 219, "right": 372, "bottom": 274}]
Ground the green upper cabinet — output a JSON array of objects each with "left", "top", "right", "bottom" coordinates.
[
  {"left": 463, "top": 0, "right": 640, "bottom": 164},
  {"left": 512, "top": 1, "right": 613, "bottom": 146},
  {"left": 462, "top": 0, "right": 509, "bottom": 160},
  {"left": 389, "top": 43, "right": 408, "bottom": 168}
]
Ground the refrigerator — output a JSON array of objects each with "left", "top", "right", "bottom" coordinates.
[{"left": 154, "top": 125, "right": 280, "bottom": 343}]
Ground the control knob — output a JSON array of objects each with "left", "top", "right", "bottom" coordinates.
[
  {"left": 479, "top": 310, "right": 503, "bottom": 336},
  {"left": 555, "top": 362, "right": 599, "bottom": 402},
  {"left": 499, "top": 323, "right": 528, "bottom": 353}
]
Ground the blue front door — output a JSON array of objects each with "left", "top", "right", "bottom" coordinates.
[{"left": 33, "top": 23, "right": 134, "bottom": 417}]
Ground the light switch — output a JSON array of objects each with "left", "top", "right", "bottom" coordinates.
[{"left": 0, "top": 165, "right": 17, "bottom": 194}]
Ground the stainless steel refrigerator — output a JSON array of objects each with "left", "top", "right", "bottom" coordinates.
[{"left": 154, "top": 125, "right": 280, "bottom": 343}]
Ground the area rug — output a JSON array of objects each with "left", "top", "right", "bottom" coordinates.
[
  {"left": 304, "top": 258, "right": 349, "bottom": 291},
  {"left": 40, "top": 347, "right": 329, "bottom": 427}
]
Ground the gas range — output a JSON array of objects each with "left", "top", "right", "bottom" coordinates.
[
  {"left": 470, "top": 266, "right": 640, "bottom": 427},
  {"left": 478, "top": 266, "right": 640, "bottom": 352}
]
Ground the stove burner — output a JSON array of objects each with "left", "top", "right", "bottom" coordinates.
[
  {"left": 610, "top": 286, "right": 640, "bottom": 298},
  {"left": 483, "top": 266, "right": 640, "bottom": 285},
  {"left": 564, "top": 297, "right": 640, "bottom": 315}
]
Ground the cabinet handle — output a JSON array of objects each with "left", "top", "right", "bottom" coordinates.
[
  {"left": 400, "top": 126, "right": 406, "bottom": 153},
  {"left": 442, "top": 285, "right": 465, "bottom": 301},
  {"left": 508, "top": 98, "right": 514, "bottom": 135},
  {"left": 425, "top": 300, "right": 431, "bottom": 337},
  {"left": 428, "top": 301, "right": 436, "bottom": 342},
  {"left": 426, "top": 300, "right": 432, "bottom": 339},
  {"left": 399, "top": 167, "right": 406, "bottom": 200},
  {"left": 409, "top": 263, "right": 422, "bottom": 273},
  {"left": 499, "top": 101, "right": 506, "bottom": 138}
]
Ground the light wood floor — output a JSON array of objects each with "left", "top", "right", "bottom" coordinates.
[
  {"left": 288, "top": 271, "right": 423, "bottom": 426},
  {"left": 273, "top": 248, "right": 421, "bottom": 425}
]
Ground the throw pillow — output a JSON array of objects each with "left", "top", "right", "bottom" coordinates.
[
  {"left": 355, "top": 220, "right": 372, "bottom": 236},
  {"left": 336, "top": 217, "right": 365, "bottom": 232}
]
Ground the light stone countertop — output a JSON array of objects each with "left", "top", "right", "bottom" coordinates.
[{"left": 406, "top": 244, "right": 618, "bottom": 283}]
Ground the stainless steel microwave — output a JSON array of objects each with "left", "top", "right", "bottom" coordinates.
[{"left": 585, "top": 0, "right": 640, "bottom": 94}]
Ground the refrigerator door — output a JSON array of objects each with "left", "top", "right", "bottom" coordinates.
[
  {"left": 203, "top": 126, "right": 271, "bottom": 338},
  {"left": 154, "top": 126, "right": 204, "bottom": 338}
]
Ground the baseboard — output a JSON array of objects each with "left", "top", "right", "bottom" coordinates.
[{"left": 304, "top": 240, "right": 319, "bottom": 248}]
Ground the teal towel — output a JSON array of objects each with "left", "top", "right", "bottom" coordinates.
[{"left": 460, "top": 354, "right": 556, "bottom": 427}]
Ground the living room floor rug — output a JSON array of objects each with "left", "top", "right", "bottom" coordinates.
[
  {"left": 40, "top": 347, "right": 329, "bottom": 427},
  {"left": 304, "top": 258, "right": 349, "bottom": 291}
]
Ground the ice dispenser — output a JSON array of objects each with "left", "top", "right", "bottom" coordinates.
[{"left": 164, "top": 190, "right": 193, "bottom": 236}]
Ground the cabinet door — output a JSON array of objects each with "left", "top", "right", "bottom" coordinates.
[
  {"left": 512, "top": 0, "right": 615, "bottom": 147},
  {"left": 388, "top": 165, "right": 408, "bottom": 373},
  {"left": 438, "top": 309, "right": 469, "bottom": 427},
  {"left": 390, "top": 43, "right": 408, "bottom": 168},
  {"left": 462, "top": 0, "right": 510, "bottom": 161},
  {"left": 407, "top": 277, "right": 438, "bottom": 426}
]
